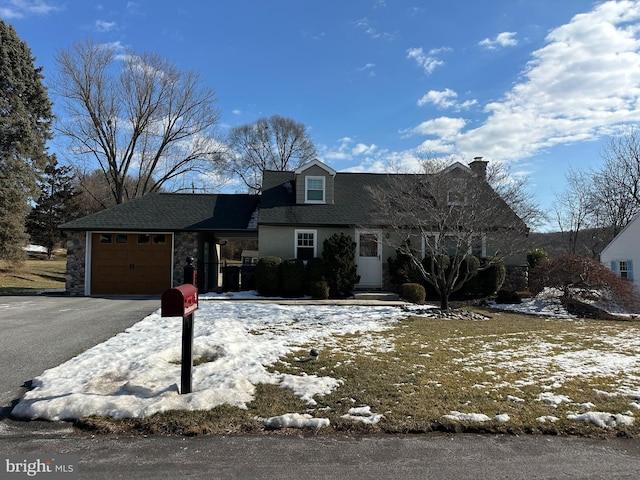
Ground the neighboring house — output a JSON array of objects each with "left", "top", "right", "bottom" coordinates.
[
  {"left": 258, "top": 159, "right": 529, "bottom": 290},
  {"left": 59, "top": 193, "right": 259, "bottom": 295},
  {"left": 601, "top": 213, "right": 638, "bottom": 286},
  {"left": 60, "top": 159, "right": 528, "bottom": 296}
]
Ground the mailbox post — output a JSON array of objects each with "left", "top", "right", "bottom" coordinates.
[{"left": 161, "top": 284, "right": 198, "bottom": 394}]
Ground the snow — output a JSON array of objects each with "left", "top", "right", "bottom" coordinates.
[
  {"left": 9, "top": 289, "right": 640, "bottom": 430},
  {"left": 12, "top": 293, "right": 407, "bottom": 421},
  {"left": 566, "top": 412, "right": 634, "bottom": 428},
  {"left": 340, "top": 406, "right": 384, "bottom": 424},
  {"left": 259, "top": 413, "right": 330, "bottom": 429}
]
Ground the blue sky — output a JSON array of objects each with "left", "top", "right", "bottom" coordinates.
[{"left": 4, "top": 0, "right": 640, "bottom": 231}]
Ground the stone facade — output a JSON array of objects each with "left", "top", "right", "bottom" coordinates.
[
  {"left": 173, "top": 232, "right": 199, "bottom": 286},
  {"left": 64, "top": 231, "right": 87, "bottom": 296}
]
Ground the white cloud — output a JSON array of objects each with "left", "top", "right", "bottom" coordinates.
[
  {"left": 96, "top": 19, "right": 117, "bottom": 32},
  {"left": 352, "top": 143, "right": 377, "bottom": 155},
  {"left": 412, "top": 1, "right": 640, "bottom": 163},
  {"left": 406, "top": 47, "right": 449, "bottom": 75},
  {"left": 405, "top": 117, "right": 466, "bottom": 138},
  {"left": 0, "top": 0, "right": 61, "bottom": 18},
  {"left": 417, "top": 88, "right": 478, "bottom": 110},
  {"left": 479, "top": 31, "right": 518, "bottom": 50},
  {"left": 356, "top": 17, "right": 393, "bottom": 40}
]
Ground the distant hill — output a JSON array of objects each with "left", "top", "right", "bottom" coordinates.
[{"left": 528, "top": 227, "right": 617, "bottom": 259}]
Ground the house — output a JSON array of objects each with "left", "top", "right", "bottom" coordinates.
[
  {"left": 59, "top": 193, "right": 259, "bottom": 295},
  {"left": 601, "top": 213, "right": 638, "bottom": 286},
  {"left": 60, "top": 159, "right": 528, "bottom": 296},
  {"left": 259, "top": 159, "right": 529, "bottom": 291}
]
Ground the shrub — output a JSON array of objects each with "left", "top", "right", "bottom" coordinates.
[
  {"left": 306, "top": 257, "right": 325, "bottom": 283},
  {"left": 281, "top": 258, "right": 305, "bottom": 297},
  {"left": 309, "top": 280, "right": 330, "bottom": 300},
  {"left": 400, "top": 283, "right": 426, "bottom": 304},
  {"left": 476, "top": 259, "right": 506, "bottom": 297},
  {"left": 533, "top": 254, "right": 640, "bottom": 312},
  {"left": 322, "top": 233, "right": 359, "bottom": 298},
  {"left": 255, "top": 256, "right": 281, "bottom": 296},
  {"left": 527, "top": 248, "right": 549, "bottom": 269}
]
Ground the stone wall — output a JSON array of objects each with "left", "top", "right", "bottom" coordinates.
[
  {"left": 173, "top": 232, "right": 199, "bottom": 286},
  {"left": 64, "top": 231, "right": 86, "bottom": 296}
]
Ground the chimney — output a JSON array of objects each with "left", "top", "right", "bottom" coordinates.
[{"left": 469, "top": 156, "right": 488, "bottom": 180}]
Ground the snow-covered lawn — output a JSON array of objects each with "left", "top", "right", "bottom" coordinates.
[{"left": 11, "top": 291, "right": 640, "bottom": 432}]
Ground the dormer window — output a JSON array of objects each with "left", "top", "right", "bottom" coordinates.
[{"left": 305, "top": 176, "right": 325, "bottom": 203}]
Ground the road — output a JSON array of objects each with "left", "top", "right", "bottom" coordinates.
[
  {"left": 2, "top": 295, "right": 640, "bottom": 479},
  {"left": 2, "top": 429, "right": 640, "bottom": 479},
  {"left": 0, "top": 294, "right": 159, "bottom": 415}
]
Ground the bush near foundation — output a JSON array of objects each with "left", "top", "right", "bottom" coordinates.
[
  {"left": 255, "top": 256, "right": 281, "bottom": 296},
  {"left": 400, "top": 283, "right": 426, "bottom": 304}
]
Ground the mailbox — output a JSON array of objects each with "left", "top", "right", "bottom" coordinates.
[{"left": 161, "top": 284, "right": 198, "bottom": 318}]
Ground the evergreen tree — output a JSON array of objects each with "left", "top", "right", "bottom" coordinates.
[
  {"left": 26, "top": 159, "right": 78, "bottom": 258},
  {"left": 0, "top": 21, "right": 53, "bottom": 265}
]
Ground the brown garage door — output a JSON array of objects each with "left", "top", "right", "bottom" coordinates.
[{"left": 91, "top": 233, "right": 172, "bottom": 295}]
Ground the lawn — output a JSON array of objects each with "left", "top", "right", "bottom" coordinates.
[
  {"left": 13, "top": 295, "right": 638, "bottom": 438},
  {"left": 0, "top": 253, "right": 66, "bottom": 294}
]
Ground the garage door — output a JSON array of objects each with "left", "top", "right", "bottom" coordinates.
[{"left": 90, "top": 233, "right": 172, "bottom": 295}]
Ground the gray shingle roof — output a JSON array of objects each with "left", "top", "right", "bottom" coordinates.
[
  {"left": 59, "top": 193, "right": 259, "bottom": 232},
  {"left": 259, "top": 170, "right": 392, "bottom": 227}
]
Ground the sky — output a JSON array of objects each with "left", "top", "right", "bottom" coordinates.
[
  {"left": 4, "top": 1, "right": 640, "bottom": 231},
  {"left": 8, "top": 291, "right": 640, "bottom": 429}
]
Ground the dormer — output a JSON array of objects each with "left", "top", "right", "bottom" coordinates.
[{"left": 294, "top": 159, "right": 336, "bottom": 205}]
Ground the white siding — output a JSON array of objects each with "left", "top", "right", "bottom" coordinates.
[{"left": 601, "top": 214, "right": 640, "bottom": 286}]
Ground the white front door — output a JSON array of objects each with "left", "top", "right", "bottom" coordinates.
[{"left": 356, "top": 230, "right": 382, "bottom": 288}]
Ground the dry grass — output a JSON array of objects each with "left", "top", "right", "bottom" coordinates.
[
  {"left": 0, "top": 252, "right": 66, "bottom": 294},
  {"left": 77, "top": 307, "right": 640, "bottom": 438}
]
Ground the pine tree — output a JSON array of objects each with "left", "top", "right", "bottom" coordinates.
[
  {"left": 0, "top": 21, "right": 53, "bottom": 265},
  {"left": 26, "top": 159, "right": 78, "bottom": 258}
]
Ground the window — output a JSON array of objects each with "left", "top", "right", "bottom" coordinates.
[
  {"left": 99, "top": 234, "right": 112, "bottom": 244},
  {"left": 138, "top": 234, "right": 150, "bottom": 245},
  {"left": 295, "top": 230, "right": 316, "bottom": 260},
  {"left": 153, "top": 234, "right": 166, "bottom": 245},
  {"left": 422, "top": 233, "right": 486, "bottom": 257},
  {"left": 115, "top": 234, "right": 128, "bottom": 244},
  {"left": 620, "top": 261, "right": 628, "bottom": 279},
  {"left": 305, "top": 176, "right": 325, "bottom": 203}
]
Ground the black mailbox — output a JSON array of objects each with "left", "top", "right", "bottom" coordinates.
[{"left": 161, "top": 284, "right": 198, "bottom": 318}]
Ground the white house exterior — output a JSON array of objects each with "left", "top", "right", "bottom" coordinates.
[{"left": 601, "top": 214, "right": 638, "bottom": 286}]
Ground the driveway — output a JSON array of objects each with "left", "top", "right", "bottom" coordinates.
[{"left": 0, "top": 295, "right": 159, "bottom": 416}]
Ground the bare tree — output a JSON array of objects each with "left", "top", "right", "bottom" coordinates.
[
  {"left": 591, "top": 127, "right": 640, "bottom": 236},
  {"left": 226, "top": 115, "right": 316, "bottom": 193},
  {"left": 367, "top": 159, "right": 529, "bottom": 309},
  {"left": 552, "top": 168, "right": 595, "bottom": 255},
  {"left": 52, "top": 40, "right": 223, "bottom": 205},
  {"left": 486, "top": 161, "right": 545, "bottom": 230}
]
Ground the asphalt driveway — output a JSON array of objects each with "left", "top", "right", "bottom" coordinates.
[{"left": 0, "top": 295, "right": 159, "bottom": 416}]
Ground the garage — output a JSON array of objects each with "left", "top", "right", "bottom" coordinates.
[{"left": 90, "top": 232, "right": 172, "bottom": 295}]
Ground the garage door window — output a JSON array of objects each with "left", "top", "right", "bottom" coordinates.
[
  {"left": 99, "top": 234, "right": 112, "bottom": 244},
  {"left": 116, "top": 234, "right": 128, "bottom": 244},
  {"left": 153, "top": 234, "right": 166, "bottom": 245},
  {"left": 138, "top": 234, "right": 151, "bottom": 244}
]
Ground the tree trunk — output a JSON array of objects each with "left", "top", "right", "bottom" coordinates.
[{"left": 440, "top": 295, "right": 449, "bottom": 310}]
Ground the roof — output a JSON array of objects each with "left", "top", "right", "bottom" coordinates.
[
  {"left": 259, "top": 168, "right": 527, "bottom": 230},
  {"left": 59, "top": 193, "right": 260, "bottom": 232},
  {"left": 260, "top": 170, "right": 394, "bottom": 227},
  {"left": 600, "top": 212, "right": 640, "bottom": 258}
]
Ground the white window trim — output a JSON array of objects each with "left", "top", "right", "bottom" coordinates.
[
  {"left": 295, "top": 229, "right": 317, "bottom": 259},
  {"left": 305, "top": 176, "right": 326, "bottom": 204}
]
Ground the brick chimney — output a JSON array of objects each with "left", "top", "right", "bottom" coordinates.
[{"left": 469, "top": 156, "right": 488, "bottom": 180}]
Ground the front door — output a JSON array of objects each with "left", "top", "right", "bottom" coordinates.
[{"left": 356, "top": 230, "right": 382, "bottom": 288}]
